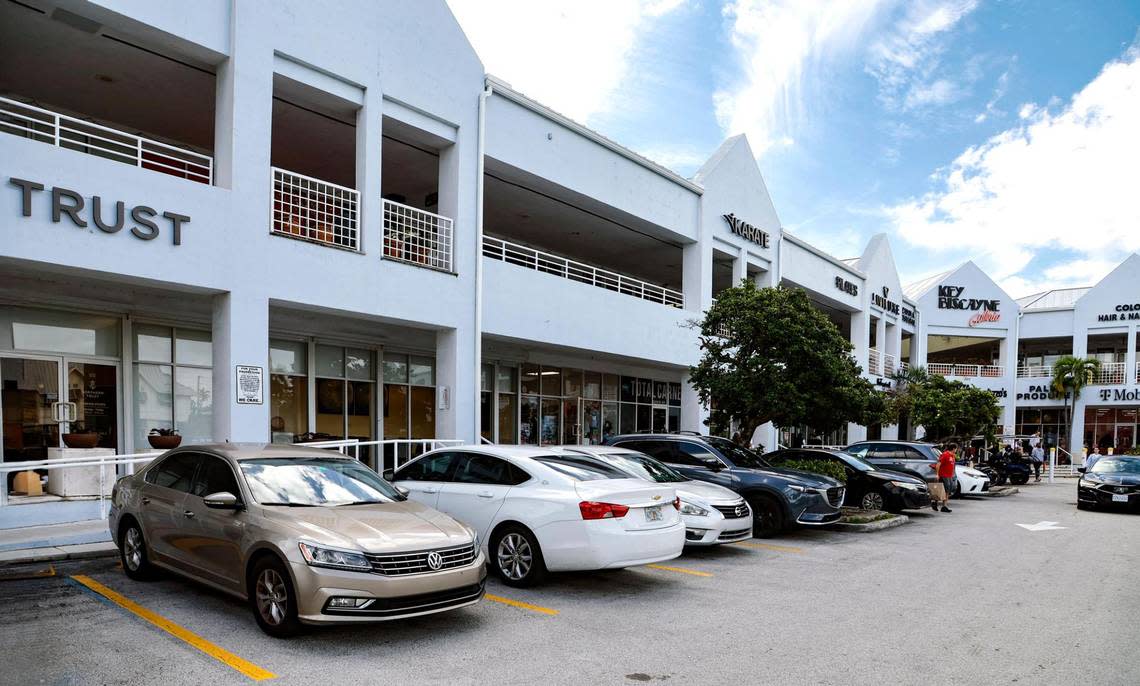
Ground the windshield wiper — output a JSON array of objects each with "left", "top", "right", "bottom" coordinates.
[
  {"left": 335, "top": 500, "right": 387, "bottom": 506},
  {"left": 261, "top": 502, "right": 318, "bottom": 507}
]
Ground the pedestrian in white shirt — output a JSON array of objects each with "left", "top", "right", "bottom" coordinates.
[{"left": 1030, "top": 444, "right": 1045, "bottom": 482}]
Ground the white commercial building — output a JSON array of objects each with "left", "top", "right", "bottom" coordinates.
[{"left": 1, "top": 0, "right": 1137, "bottom": 480}]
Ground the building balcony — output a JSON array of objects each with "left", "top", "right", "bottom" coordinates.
[
  {"left": 0, "top": 96, "right": 212, "bottom": 185},
  {"left": 1017, "top": 365, "right": 1052, "bottom": 378},
  {"left": 482, "top": 236, "right": 683, "bottom": 308},
  {"left": 271, "top": 167, "right": 359, "bottom": 251},
  {"left": 383, "top": 199, "right": 454, "bottom": 273},
  {"left": 928, "top": 363, "right": 1004, "bottom": 379},
  {"left": 1095, "top": 362, "right": 1127, "bottom": 385},
  {"left": 868, "top": 348, "right": 882, "bottom": 376}
]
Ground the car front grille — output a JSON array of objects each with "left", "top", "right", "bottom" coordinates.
[
  {"left": 365, "top": 543, "right": 477, "bottom": 576},
  {"left": 712, "top": 501, "right": 750, "bottom": 519},
  {"left": 1098, "top": 484, "right": 1139, "bottom": 494},
  {"left": 826, "top": 488, "right": 844, "bottom": 507},
  {"left": 322, "top": 581, "right": 485, "bottom": 617},
  {"left": 717, "top": 528, "right": 752, "bottom": 542}
]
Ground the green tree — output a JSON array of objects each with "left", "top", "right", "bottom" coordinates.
[
  {"left": 689, "top": 282, "right": 874, "bottom": 443},
  {"left": 1051, "top": 355, "right": 1101, "bottom": 455},
  {"left": 879, "top": 365, "right": 1001, "bottom": 444}
]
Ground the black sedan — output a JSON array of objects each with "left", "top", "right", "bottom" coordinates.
[
  {"left": 1077, "top": 456, "right": 1140, "bottom": 512},
  {"left": 764, "top": 448, "right": 929, "bottom": 513}
]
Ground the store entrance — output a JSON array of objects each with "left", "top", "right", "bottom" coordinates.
[{"left": 1116, "top": 424, "right": 1134, "bottom": 453}]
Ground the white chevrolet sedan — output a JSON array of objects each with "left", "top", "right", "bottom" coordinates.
[{"left": 390, "top": 446, "right": 685, "bottom": 587}]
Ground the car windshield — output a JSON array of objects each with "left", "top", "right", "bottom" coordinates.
[
  {"left": 240, "top": 457, "right": 404, "bottom": 506},
  {"left": 838, "top": 452, "right": 876, "bottom": 472},
  {"left": 1090, "top": 457, "right": 1140, "bottom": 475},
  {"left": 532, "top": 456, "right": 625, "bottom": 481},
  {"left": 705, "top": 437, "right": 772, "bottom": 469},
  {"left": 595, "top": 452, "right": 687, "bottom": 483}
]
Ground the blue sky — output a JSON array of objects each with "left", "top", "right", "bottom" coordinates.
[{"left": 447, "top": 1, "right": 1140, "bottom": 297}]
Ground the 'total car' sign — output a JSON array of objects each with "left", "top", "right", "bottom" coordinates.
[
  {"left": 9, "top": 177, "right": 190, "bottom": 245},
  {"left": 723, "top": 213, "right": 770, "bottom": 249}
]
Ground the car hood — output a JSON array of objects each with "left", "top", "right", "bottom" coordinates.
[
  {"left": 261, "top": 499, "right": 472, "bottom": 553},
  {"left": 1084, "top": 474, "right": 1140, "bottom": 487},
  {"left": 676, "top": 479, "right": 743, "bottom": 505},
  {"left": 868, "top": 469, "right": 924, "bottom": 485},
  {"left": 747, "top": 466, "right": 841, "bottom": 489}
]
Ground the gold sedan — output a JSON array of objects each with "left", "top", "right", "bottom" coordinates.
[{"left": 109, "top": 444, "right": 485, "bottom": 637}]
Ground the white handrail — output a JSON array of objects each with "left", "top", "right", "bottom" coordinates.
[
  {"left": 928, "top": 363, "right": 1004, "bottom": 378},
  {"left": 483, "top": 235, "right": 684, "bottom": 308},
  {"left": 271, "top": 166, "right": 360, "bottom": 251},
  {"left": 0, "top": 95, "right": 212, "bottom": 184},
  {"left": 382, "top": 199, "right": 454, "bottom": 272},
  {"left": 1017, "top": 365, "right": 1052, "bottom": 378},
  {"left": 1095, "top": 361, "right": 1126, "bottom": 385}
]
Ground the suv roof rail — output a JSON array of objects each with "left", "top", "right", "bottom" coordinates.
[{"left": 670, "top": 430, "right": 702, "bottom": 436}]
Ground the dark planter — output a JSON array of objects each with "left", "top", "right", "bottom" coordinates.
[
  {"left": 62, "top": 433, "right": 100, "bottom": 449},
  {"left": 148, "top": 434, "right": 182, "bottom": 450}
]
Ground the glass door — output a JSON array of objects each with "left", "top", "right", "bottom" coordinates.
[
  {"left": 562, "top": 399, "right": 580, "bottom": 445},
  {"left": 651, "top": 406, "right": 668, "bottom": 433},
  {"left": 66, "top": 360, "right": 119, "bottom": 450},
  {"left": 1, "top": 356, "right": 61, "bottom": 488},
  {"left": 1116, "top": 424, "right": 1134, "bottom": 454},
  {"left": 582, "top": 400, "right": 602, "bottom": 445}
]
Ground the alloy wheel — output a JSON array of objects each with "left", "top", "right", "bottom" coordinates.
[
  {"left": 861, "top": 491, "right": 885, "bottom": 512},
  {"left": 497, "top": 533, "right": 533, "bottom": 581},
  {"left": 123, "top": 527, "right": 143, "bottom": 571},
  {"left": 256, "top": 568, "right": 288, "bottom": 626}
]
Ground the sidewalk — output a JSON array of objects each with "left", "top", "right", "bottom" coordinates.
[{"left": 0, "top": 499, "right": 115, "bottom": 566}]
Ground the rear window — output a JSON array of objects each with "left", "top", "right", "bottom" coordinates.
[{"left": 532, "top": 456, "right": 626, "bottom": 481}]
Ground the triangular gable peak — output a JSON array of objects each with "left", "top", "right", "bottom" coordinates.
[
  {"left": 914, "top": 261, "right": 1019, "bottom": 332},
  {"left": 696, "top": 135, "right": 781, "bottom": 250},
  {"left": 856, "top": 234, "right": 905, "bottom": 319},
  {"left": 1073, "top": 253, "right": 1140, "bottom": 325}
]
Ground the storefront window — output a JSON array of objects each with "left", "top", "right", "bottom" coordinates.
[
  {"left": 270, "top": 339, "right": 307, "bottom": 444},
  {"left": 541, "top": 366, "right": 561, "bottom": 397},
  {"left": 540, "top": 398, "right": 560, "bottom": 445},
  {"left": 497, "top": 366, "right": 517, "bottom": 444},
  {"left": 480, "top": 363, "right": 493, "bottom": 442},
  {"left": 134, "top": 325, "right": 212, "bottom": 449},
  {"left": 2, "top": 306, "right": 120, "bottom": 357},
  {"left": 382, "top": 353, "right": 435, "bottom": 466},
  {"left": 520, "top": 396, "right": 539, "bottom": 445}
]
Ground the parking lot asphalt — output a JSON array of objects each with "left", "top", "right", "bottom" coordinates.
[{"left": 1, "top": 482, "right": 1136, "bottom": 686}]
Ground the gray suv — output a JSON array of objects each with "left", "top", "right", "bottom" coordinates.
[{"left": 606, "top": 434, "right": 843, "bottom": 537}]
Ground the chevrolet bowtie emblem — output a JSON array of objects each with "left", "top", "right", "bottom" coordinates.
[{"left": 652, "top": 495, "right": 662, "bottom": 501}]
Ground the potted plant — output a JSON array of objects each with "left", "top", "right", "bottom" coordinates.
[
  {"left": 148, "top": 427, "right": 182, "bottom": 450},
  {"left": 62, "top": 423, "right": 100, "bottom": 449}
]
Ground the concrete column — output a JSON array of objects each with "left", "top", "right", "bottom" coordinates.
[
  {"left": 1070, "top": 396, "right": 1086, "bottom": 463},
  {"left": 847, "top": 422, "right": 867, "bottom": 443},
  {"left": 733, "top": 248, "right": 747, "bottom": 287},
  {"left": 1124, "top": 325, "right": 1137, "bottom": 386},
  {"left": 681, "top": 378, "right": 710, "bottom": 434},
  {"left": 850, "top": 310, "right": 870, "bottom": 376},
  {"left": 357, "top": 85, "right": 383, "bottom": 256},
  {"left": 682, "top": 241, "right": 712, "bottom": 313},
  {"left": 213, "top": 3, "right": 273, "bottom": 197},
  {"left": 212, "top": 291, "right": 270, "bottom": 442},
  {"left": 435, "top": 327, "right": 476, "bottom": 442}
]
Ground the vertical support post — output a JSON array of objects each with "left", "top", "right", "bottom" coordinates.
[{"left": 212, "top": 292, "right": 270, "bottom": 442}]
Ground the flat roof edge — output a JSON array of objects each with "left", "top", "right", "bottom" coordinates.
[{"left": 781, "top": 231, "right": 867, "bottom": 279}]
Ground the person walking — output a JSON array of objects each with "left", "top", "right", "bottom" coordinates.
[
  {"left": 1030, "top": 443, "right": 1045, "bottom": 482},
  {"left": 1085, "top": 445, "right": 1103, "bottom": 472},
  {"left": 930, "top": 443, "right": 957, "bottom": 513}
]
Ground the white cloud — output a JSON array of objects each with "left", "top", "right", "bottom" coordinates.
[
  {"left": 886, "top": 45, "right": 1140, "bottom": 296},
  {"left": 712, "top": 0, "right": 893, "bottom": 154},
  {"left": 446, "top": 0, "right": 683, "bottom": 125},
  {"left": 903, "top": 78, "right": 962, "bottom": 109}
]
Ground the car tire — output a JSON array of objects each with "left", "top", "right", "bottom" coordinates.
[
  {"left": 991, "top": 473, "right": 1007, "bottom": 487},
  {"left": 118, "top": 518, "right": 156, "bottom": 581},
  {"left": 860, "top": 489, "right": 887, "bottom": 512},
  {"left": 748, "top": 496, "right": 786, "bottom": 538},
  {"left": 250, "top": 556, "right": 303, "bottom": 638},
  {"left": 491, "top": 525, "right": 547, "bottom": 588}
]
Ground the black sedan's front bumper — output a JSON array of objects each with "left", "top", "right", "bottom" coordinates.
[
  {"left": 888, "top": 484, "right": 932, "bottom": 510},
  {"left": 1078, "top": 482, "right": 1140, "bottom": 511}
]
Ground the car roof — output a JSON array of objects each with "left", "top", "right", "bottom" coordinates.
[
  {"left": 162, "top": 443, "right": 364, "bottom": 461},
  {"left": 609, "top": 433, "right": 709, "bottom": 442},
  {"left": 846, "top": 440, "right": 937, "bottom": 446},
  {"left": 422, "top": 445, "right": 564, "bottom": 459},
  {"left": 555, "top": 445, "right": 641, "bottom": 456}
]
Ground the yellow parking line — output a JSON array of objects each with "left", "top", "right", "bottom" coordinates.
[
  {"left": 485, "top": 593, "right": 559, "bottom": 616},
  {"left": 71, "top": 575, "right": 276, "bottom": 681},
  {"left": 732, "top": 541, "right": 805, "bottom": 554},
  {"left": 646, "top": 564, "right": 713, "bottom": 577}
]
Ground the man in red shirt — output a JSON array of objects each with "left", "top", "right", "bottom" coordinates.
[{"left": 932, "top": 443, "right": 958, "bottom": 513}]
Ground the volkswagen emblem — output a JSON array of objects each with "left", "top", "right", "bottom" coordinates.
[{"left": 426, "top": 551, "right": 443, "bottom": 571}]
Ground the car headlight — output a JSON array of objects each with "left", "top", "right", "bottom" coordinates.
[
  {"left": 788, "top": 484, "right": 808, "bottom": 493},
  {"left": 679, "top": 501, "right": 710, "bottom": 517},
  {"left": 891, "top": 481, "right": 921, "bottom": 491},
  {"left": 298, "top": 542, "right": 371, "bottom": 571},
  {"left": 472, "top": 530, "right": 481, "bottom": 551}
]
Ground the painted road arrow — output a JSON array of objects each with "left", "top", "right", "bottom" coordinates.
[{"left": 1016, "top": 521, "right": 1068, "bottom": 531}]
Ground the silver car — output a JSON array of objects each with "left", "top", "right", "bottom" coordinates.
[{"left": 109, "top": 444, "right": 485, "bottom": 637}]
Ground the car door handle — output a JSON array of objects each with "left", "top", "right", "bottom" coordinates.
[
  {"left": 183, "top": 510, "right": 195, "bottom": 519},
  {"left": 141, "top": 497, "right": 150, "bottom": 505},
  {"left": 423, "top": 487, "right": 439, "bottom": 494},
  {"left": 477, "top": 491, "right": 494, "bottom": 499}
]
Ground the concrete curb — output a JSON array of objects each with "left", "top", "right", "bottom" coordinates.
[
  {"left": 826, "top": 514, "right": 910, "bottom": 533},
  {"left": 976, "top": 487, "right": 1019, "bottom": 498},
  {"left": 0, "top": 541, "right": 117, "bottom": 567}
]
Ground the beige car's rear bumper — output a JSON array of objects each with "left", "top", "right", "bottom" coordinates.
[{"left": 290, "top": 551, "right": 487, "bottom": 624}]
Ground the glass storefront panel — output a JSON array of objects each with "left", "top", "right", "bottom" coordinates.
[
  {"left": 563, "top": 369, "right": 582, "bottom": 398},
  {"left": 134, "top": 363, "right": 172, "bottom": 447},
  {"left": 1, "top": 307, "right": 120, "bottom": 357},
  {"left": 175, "top": 330, "right": 212, "bottom": 367},
  {"left": 347, "top": 380, "right": 374, "bottom": 439},
  {"left": 498, "top": 393, "right": 517, "bottom": 444},
  {"left": 540, "top": 398, "right": 560, "bottom": 445},
  {"left": 67, "top": 362, "right": 117, "bottom": 450},
  {"left": 652, "top": 407, "right": 667, "bottom": 433},
  {"left": 135, "top": 325, "right": 172, "bottom": 363},
  {"left": 497, "top": 366, "right": 516, "bottom": 394},
  {"left": 383, "top": 384, "right": 409, "bottom": 439},
  {"left": 520, "top": 396, "right": 539, "bottom": 445},
  {"left": 173, "top": 366, "right": 211, "bottom": 444},
  {"left": 602, "top": 374, "right": 619, "bottom": 402},
  {"left": 636, "top": 404, "right": 651, "bottom": 432},
  {"left": 541, "top": 367, "right": 562, "bottom": 397},
  {"left": 270, "top": 374, "right": 306, "bottom": 444},
  {"left": 410, "top": 386, "right": 435, "bottom": 438},
  {"left": 2, "top": 358, "right": 60, "bottom": 480},
  {"left": 316, "top": 345, "right": 345, "bottom": 378},
  {"left": 602, "top": 402, "right": 618, "bottom": 443},
  {"left": 668, "top": 406, "right": 680, "bottom": 432},
  {"left": 584, "top": 372, "right": 601, "bottom": 400},
  {"left": 619, "top": 402, "right": 636, "bottom": 434},
  {"left": 582, "top": 400, "right": 602, "bottom": 444},
  {"left": 315, "top": 378, "right": 345, "bottom": 437},
  {"left": 345, "top": 348, "right": 373, "bottom": 380},
  {"left": 383, "top": 354, "right": 408, "bottom": 383},
  {"left": 562, "top": 400, "right": 578, "bottom": 444},
  {"left": 409, "top": 357, "right": 435, "bottom": 386},
  {"left": 480, "top": 390, "right": 492, "bottom": 442},
  {"left": 521, "top": 364, "right": 540, "bottom": 395},
  {"left": 270, "top": 340, "right": 307, "bottom": 375}
]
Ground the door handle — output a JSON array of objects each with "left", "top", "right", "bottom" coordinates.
[
  {"left": 477, "top": 491, "right": 494, "bottom": 499},
  {"left": 423, "top": 487, "right": 439, "bottom": 494},
  {"left": 140, "top": 497, "right": 150, "bottom": 505},
  {"left": 183, "top": 510, "right": 195, "bottom": 519}
]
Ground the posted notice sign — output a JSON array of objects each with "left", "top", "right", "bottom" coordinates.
[{"left": 235, "top": 365, "right": 264, "bottom": 404}]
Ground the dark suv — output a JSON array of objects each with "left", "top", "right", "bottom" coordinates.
[
  {"left": 843, "top": 441, "right": 941, "bottom": 483},
  {"left": 606, "top": 434, "right": 843, "bottom": 537}
]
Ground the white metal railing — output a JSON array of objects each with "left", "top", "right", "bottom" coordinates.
[
  {"left": 1095, "top": 362, "right": 1126, "bottom": 385},
  {"left": 883, "top": 352, "right": 897, "bottom": 376},
  {"left": 383, "top": 199, "right": 454, "bottom": 272},
  {"left": 868, "top": 348, "right": 882, "bottom": 376},
  {"left": 483, "top": 235, "right": 684, "bottom": 308},
  {"left": 0, "top": 95, "right": 212, "bottom": 184},
  {"left": 271, "top": 167, "right": 359, "bottom": 251},
  {"left": 899, "top": 361, "right": 910, "bottom": 374},
  {"left": 1017, "top": 365, "right": 1052, "bottom": 378},
  {"left": 0, "top": 449, "right": 162, "bottom": 516},
  {"left": 284, "top": 438, "right": 464, "bottom": 474},
  {"left": 928, "top": 363, "right": 1005, "bottom": 378}
]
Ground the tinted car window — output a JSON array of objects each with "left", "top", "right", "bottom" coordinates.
[
  {"left": 532, "top": 456, "right": 625, "bottom": 481},
  {"left": 869, "top": 444, "right": 902, "bottom": 459},
  {"left": 673, "top": 441, "right": 722, "bottom": 467},
  {"left": 452, "top": 454, "right": 530, "bottom": 486},
  {"left": 1090, "top": 457, "right": 1140, "bottom": 474},
  {"left": 145, "top": 453, "right": 200, "bottom": 493},
  {"left": 903, "top": 446, "right": 935, "bottom": 461},
  {"left": 397, "top": 452, "right": 456, "bottom": 482},
  {"left": 614, "top": 440, "right": 675, "bottom": 463},
  {"left": 191, "top": 455, "right": 240, "bottom": 498},
  {"left": 845, "top": 444, "right": 871, "bottom": 458}
]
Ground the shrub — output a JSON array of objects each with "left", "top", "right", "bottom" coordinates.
[{"left": 781, "top": 458, "right": 847, "bottom": 484}]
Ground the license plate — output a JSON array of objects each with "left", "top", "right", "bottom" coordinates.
[
  {"left": 644, "top": 505, "right": 663, "bottom": 522},
  {"left": 1113, "top": 494, "right": 1129, "bottom": 503}
]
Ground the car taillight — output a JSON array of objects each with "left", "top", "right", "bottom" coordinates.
[
  {"left": 579, "top": 501, "right": 630, "bottom": 520},
  {"left": 672, "top": 496, "right": 681, "bottom": 510}
]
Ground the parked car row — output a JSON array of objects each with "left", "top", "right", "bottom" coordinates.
[{"left": 108, "top": 436, "right": 991, "bottom": 638}]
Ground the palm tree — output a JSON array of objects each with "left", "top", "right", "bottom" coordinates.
[{"left": 1051, "top": 356, "right": 1101, "bottom": 459}]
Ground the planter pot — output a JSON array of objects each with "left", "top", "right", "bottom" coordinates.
[
  {"left": 62, "top": 433, "right": 100, "bottom": 449},
  {"left": 148, "top": 434, "right": 182, "bottom": 450}
]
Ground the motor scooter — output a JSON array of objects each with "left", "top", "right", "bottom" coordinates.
[{"left": 978, "top": 450, "right": 1031, "bottom": 486}]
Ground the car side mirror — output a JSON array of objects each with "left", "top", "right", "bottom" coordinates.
[
  {"left": 203, "top": 491, "right": 242, "bottom": 510},
  {"left": 700, "top": 457, "right": 723, "bottom": 471},
  {"left": 394, "top": 485, "right": 409, "bottom": 497},
  {"left": 383, "top": 469, "right": 395, "bottom": 481},
  {"left": 1077, "top": 467, "right": 1086, "bottom": 474}
]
